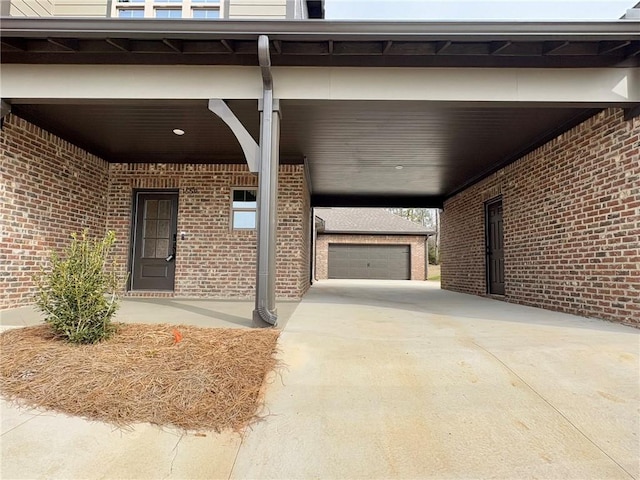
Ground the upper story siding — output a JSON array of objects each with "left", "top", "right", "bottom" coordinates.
[
  {"left": 228, "top": 0, "right": 287, "bottom": 19},
  {"left": 8, "top": 0, "right": 54, "bottom": 16},
  {"left": 56, "top": 0, "right": 107, "bottom": 17},
  {"left": 4, "top": 0, "right": 311, "bottom": 18}
]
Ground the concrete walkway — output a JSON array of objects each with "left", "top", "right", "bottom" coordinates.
[
  {"left": 1, "top": 281, "right": 639, "bottom": 479},
  {"left": 0, "top": 297, "right": 301, "bottom": 330}
]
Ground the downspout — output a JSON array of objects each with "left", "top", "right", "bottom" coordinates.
[
  {"left": 252, "top": 35, "right": 280, "bottom": 327},
  {"left": 311, "top": 209, "right": 317, "bottom": 284},
  {"left": 424, "top": 236, "right": 429, "bottom": 280}
]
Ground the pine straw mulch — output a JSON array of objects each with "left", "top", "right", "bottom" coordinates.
[{"left": 0, "top": 323, "right": 280, "bottom": 432}]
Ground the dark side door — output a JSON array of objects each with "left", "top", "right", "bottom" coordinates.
[
  {"left": 486, "top": 198, "right": 505, "bottom": 295},
  {"left": 131, "top": 192, "right": 179, "bottom": 291}
]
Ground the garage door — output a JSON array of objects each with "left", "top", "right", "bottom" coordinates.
[{"left": 328, "top": 244, "right": 410, "bottom": 280}]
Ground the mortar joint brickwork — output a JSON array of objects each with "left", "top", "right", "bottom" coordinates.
[
  {"left": 1, "top": 114, "right": 310, "bottom": 308},
  {"left": 441, "top": 108, "right": 639, "bottom": 327}
]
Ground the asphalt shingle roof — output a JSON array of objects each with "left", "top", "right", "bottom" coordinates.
[{"left": 315, "top": 208, "right": 434, "bottom": 235}]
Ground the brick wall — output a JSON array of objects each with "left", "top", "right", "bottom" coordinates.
[
  {"left": 1, "top": 114, "right": 311, "bottom": 309},
  {"left": 441, "top": 108, "right": 640, "bottom": 326},
  {"left": 315, "top": 234, "right": 426, "bottom": 280},
  {"left": 0, "top": 114, "right": 110, "bottom": 309},
  {"left": 279, "top": 165, "right": 311, "bottom": 296},
  {"left": 108, "top": 163, "right": 310, "bottom": 299}
]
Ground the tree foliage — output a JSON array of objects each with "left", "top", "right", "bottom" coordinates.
[
  {"left": 388, "top": 208, "right": 441, "bottom": 264},
  {"left": 35, "top": 230, "right": 123, "bottom": 344},
  {"left": 387, "top": 208, "right": 436, "bottom": 229}
]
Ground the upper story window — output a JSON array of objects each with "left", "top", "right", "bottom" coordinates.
[
  {"left": 155, "top": 7, "right": 182, "bottom": 18},
  {"left": 192, "top": 8, "right": 219, "bottom": 18},
  {"left": 231, "top": 189, "right": 257, "bottom": 230},
  {"left": 119, "top": 8, "right": 144, "bottom": 17},
  {"left": 112, "top": 0, "right": 222, "bottom": 19}
]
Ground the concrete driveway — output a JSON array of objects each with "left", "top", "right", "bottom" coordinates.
[
  {"left": 2, "top": 280, "right": 638, "bottom": 479},
  {"left": 232, "top": 280, "right": 639, "bottom": 479}
]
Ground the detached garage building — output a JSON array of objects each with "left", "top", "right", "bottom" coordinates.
[{"left": 314, "top": 208, "right": 434, "bottom": 281}]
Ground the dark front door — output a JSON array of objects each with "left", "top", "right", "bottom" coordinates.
[
  {"left": 131, "top": 192, "right": 179, "bottom": 291},
  {"left": 486, "top": 198, "right": 505, "bottom": 295}
]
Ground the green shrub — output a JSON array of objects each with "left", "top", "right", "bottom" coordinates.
[
  {"left": 35, "top": 230, "right": 122, "bottom": 344},
  {"left": 428, "top": 247, "right": 439, "bottom": 265}
]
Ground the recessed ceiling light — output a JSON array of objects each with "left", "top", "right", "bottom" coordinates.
[
  {"left": 395, "top": 165, "right": 404, "bottom": 170},
  {"left": 173, "top": 128, "right": 185, "bottom": 136}
]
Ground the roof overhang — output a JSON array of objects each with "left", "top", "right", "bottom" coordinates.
[
  {"left": 1, "top": 18, "right": 639, "bottom": 208},
  {"left": 1, "top": 18, "right": 639, "bottom": 67}
]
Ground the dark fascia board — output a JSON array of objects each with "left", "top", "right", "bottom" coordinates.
[
  {"left": 312, "top": 194, "right": 445, "bottom": 208},
  {"left": 1, "top": 18, "right": 639, "bottom": 42},
  {"left": 320, "top": 230, "right": 435, "bottom": 237}
]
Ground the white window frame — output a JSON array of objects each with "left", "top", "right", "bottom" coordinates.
[
  {"left": 111, "top": 0, "right": 224, "bottom": 19},
  {"left": 117, "top": 6, "right": 145, "bottom": 17},
  {"left": 231, "top": 188, "right": 257, "bottom": 231},
  {"left": 191, "top": 6, "right": 221, "bottom": 18},
  {"left": 154, "top": 6, "right": 183, "bottom": 18}
]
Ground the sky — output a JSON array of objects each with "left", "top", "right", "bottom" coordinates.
[{"left": 325, "top": 0, "right": 638, "bottom": 21}]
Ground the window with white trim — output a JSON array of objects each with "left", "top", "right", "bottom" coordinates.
[
  {"left": 192, "top": 8, "right": 219, "bottom": 18},
  {"left": 155, "top": 7, "right": 182, "bottom": 17},
  {"left": 119, "top": 8, "right": 144, "bottom": 17},
  {"left": 231, "top": 189, "right": 257, "bottom": 230},
  {"left": 112, "top": 0, "right": 223, "bottom": 19}
]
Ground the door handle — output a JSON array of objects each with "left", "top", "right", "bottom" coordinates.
[{"left": 166, "top": 233, "right": 177, "bottom": 262}]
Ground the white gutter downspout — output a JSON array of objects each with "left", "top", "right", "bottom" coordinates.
[{"left": 252, "top": 35, "right": 280, "bottom": 327}]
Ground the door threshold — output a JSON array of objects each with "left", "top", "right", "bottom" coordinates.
[{"left": 126, "top": 290, "right": 175, "bottom": 296}]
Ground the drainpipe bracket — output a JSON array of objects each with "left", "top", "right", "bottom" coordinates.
[{"left": 258, "top": 98, "right": 281, "bottom": 114}]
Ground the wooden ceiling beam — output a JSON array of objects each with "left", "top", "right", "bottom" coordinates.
[
  {"left": 105, "top": 38, "right": 130, "bottom": 52},
  {"left": 1, "top": 38, "right": 27, "bottom": 51},
  {"left": 435, "top": 41, "right": 452, "bottom": 54},
  {"left": 162, "top": 38, "right": 183, "bottom": 53},
  {"left": 490, "top": 41, "right": 512, "bottom": 55},
  {"left": 220, "top": 39, "right": 235, "bottom": 53},
  {"left": 543, "top": 41, "right": 570, "bottom": 55},
  {"left": 598, "top": 40, "right": 630, "bottom": 55},
  {"left": 47, "top": 37, "right": 79, "bottom": 51}
]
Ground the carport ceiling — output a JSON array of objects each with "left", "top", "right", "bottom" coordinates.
[
  {"left": 5, "top": 18, "right": 636, "bottom": 206},
  {"left": 12, "top": 100, "right": 594, "bottom": 205}
]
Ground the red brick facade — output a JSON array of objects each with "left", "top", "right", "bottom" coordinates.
[
  {"left": 1, "top": 115, "right": 311, "bottom": 309},
  {"left": 0, "top": 115, "right": 110, "bottom": 309},
  {"left": 108, "top": 163, "right": 310, "bottom": 300},
  {"left": 315, "top": 234, "right": 427, "bottom": 280},
  {"left": 441, "top": 108, "right": 640, "bottom": 326}
]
